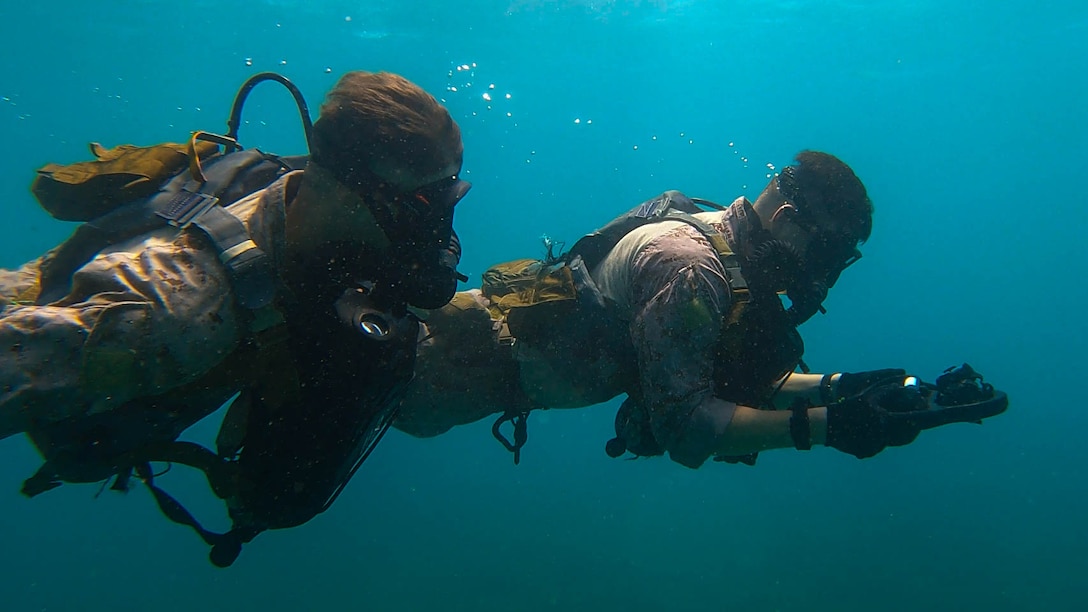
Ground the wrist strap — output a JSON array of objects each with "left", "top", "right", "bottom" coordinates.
[
  {"left": 819, "top": 373, "right": 837, "bottom": 405},
  {"left": 789, "top": 401, "right": 812, "bottom": 451}
]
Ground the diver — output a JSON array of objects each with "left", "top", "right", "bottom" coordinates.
[
  {"left": 394, "top": 151, "right": 1007, "bottom": 466},
  {"left": 0, "top": 70, "right": 471, "bottom": 565}
]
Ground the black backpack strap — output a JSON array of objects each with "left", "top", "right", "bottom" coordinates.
[
  {"left": 35, "top": 149, "right": 292, "bottom": 308},
  {"left": 568, "top": 190, "right": 713, "bottom": 270},
  {"left": 132, "top": 458, "right": 259, "bottom": 568},
  {"left": 491, "top": 408, "right": 530, "bottom": 465},
  {"left": 191, "top": 206, "right": 275, "bottom": 310},
  {"left": 131, "top": 441, "right": 259, "bottom": 567},
  {"left": 22, "top": 437, "right": 258, "bottom": 567}
]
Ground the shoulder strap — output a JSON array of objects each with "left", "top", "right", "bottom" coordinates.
[
  {"left": 568, "top": 190, "right": 749, "bottom": 294},
  {"left": 35, "top": 149, "right": 299, "bottom": 308},
  {"left": 657, "top": 210, "right": 749, "bottom": 295}
]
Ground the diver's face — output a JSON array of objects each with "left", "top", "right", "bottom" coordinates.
[
  {"left": 769, "top": 180, "right": 861, "bottom": 289},
  {"left": 367, "top": 172, "right": 471, "bottom": 258}
]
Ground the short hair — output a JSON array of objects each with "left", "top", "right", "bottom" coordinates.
[
  {"left": 310, "top": 71, "right": 463, "bottom": 190},
  {"left": 785, "top": 150, "right": 873, "bottom": 243}
]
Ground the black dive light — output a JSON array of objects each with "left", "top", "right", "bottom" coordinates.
[{"left": 881, "top": 364, "right": 1008, "bottom": 430}]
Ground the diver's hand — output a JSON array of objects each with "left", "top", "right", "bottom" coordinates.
[
  {"left": 825, "top": 384, "right": 922, "bottom": 459},
  {"left": 825, "top": 368, "right": 908, "bottom": 404}
]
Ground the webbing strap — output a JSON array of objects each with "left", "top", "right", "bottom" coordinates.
[
  {"left": 660, "top": 210, "right": 748, "bottom": 292},
  {"left": 134, "top": 461, "right": 258, "bottom": 568},
  {"left": 492, "top": 409, "right": 530, "bottom": 465},
  {"left": 35, "top": 149, "right": 282, "bottom": 308},
  {"left": 190, "top": 206, "right": 276, "bottom": 310}
]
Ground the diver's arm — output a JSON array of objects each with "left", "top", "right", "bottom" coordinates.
[
  {"left": 0, "top": 235, "right": 242, "bottom": 439},
  {"left": 665, "top": 394, "right": 828, "bottom": 463},
  {"left": 764, "top": 372, "right": 841, "bottom": 409},
  {"left": 715, "top": 404, "right": 828, "bottom": 455}
]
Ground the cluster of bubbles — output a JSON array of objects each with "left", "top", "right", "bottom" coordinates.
[
  {"left": 444, "top": 62, "right": 530, "bottom": 163},
  {"left": 444, "top": 62, "right": 515, "bottom": 120},
  {"left": 722, "top": 141, "right": 781, "bottom": 191},
  {"left": 439, "top": 61, "right": 780, "bottom": 181}
]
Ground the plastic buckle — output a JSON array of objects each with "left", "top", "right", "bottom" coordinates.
[{"left": 157, "top": 190, "right": 220, "bottom": 229}]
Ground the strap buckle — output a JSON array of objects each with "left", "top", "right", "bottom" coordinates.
[{"left": 157, "top": 190, "right": 219, "bottom": 229}]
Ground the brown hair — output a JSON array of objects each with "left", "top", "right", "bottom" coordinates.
[
  {"left": 310, "top": 71, "right": 463, "bottom": 190},
  {"left": 790, "top": 150, "right": 873, "bottom": 243}
]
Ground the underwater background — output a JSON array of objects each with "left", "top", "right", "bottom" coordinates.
[{"left": 1, "top": 1, "right": 1085, "bottom": 610}]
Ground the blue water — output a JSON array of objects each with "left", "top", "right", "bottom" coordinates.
[{"left": 2, "top": 1, "right": 1085, "bottom": 610}]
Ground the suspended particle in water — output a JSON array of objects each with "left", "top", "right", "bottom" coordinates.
[
  {"left": 245, "top": 58, "right": 253, "bottom": 66},
  {"left": 482, "top": 92, "right": 492, "bottom": 101},
  {"left": 574, "top": 118, "right": 581, "bottom": 124},
  {"left": 728, "top": 141, "right": 734, "bottom": 147},
  {"left": 325, "top": 67, "right": 332, "bottom": 74},
  {"left": 633, "top": 145, "right": 639, "bottom": 150},
  {"left": 505, "top": 93, "right": 511, "bottom": 99},
  {"left": 345, "top": 16, "right": 352, "bottom": 22}
]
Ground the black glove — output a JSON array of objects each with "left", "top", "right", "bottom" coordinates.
[
  {"left": 823, "top": 368, "right": 907, "bottom": 404},
  {"left": 825, "top": 381, "right": 924, "bottom": 459}
]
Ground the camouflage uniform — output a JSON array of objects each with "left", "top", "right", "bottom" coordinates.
[
  {"left": 398, "top": 197, "right": 759, "bottom": 467},
  {"left": 0, "top": 171, "right": 301, "bottom": 441}
]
